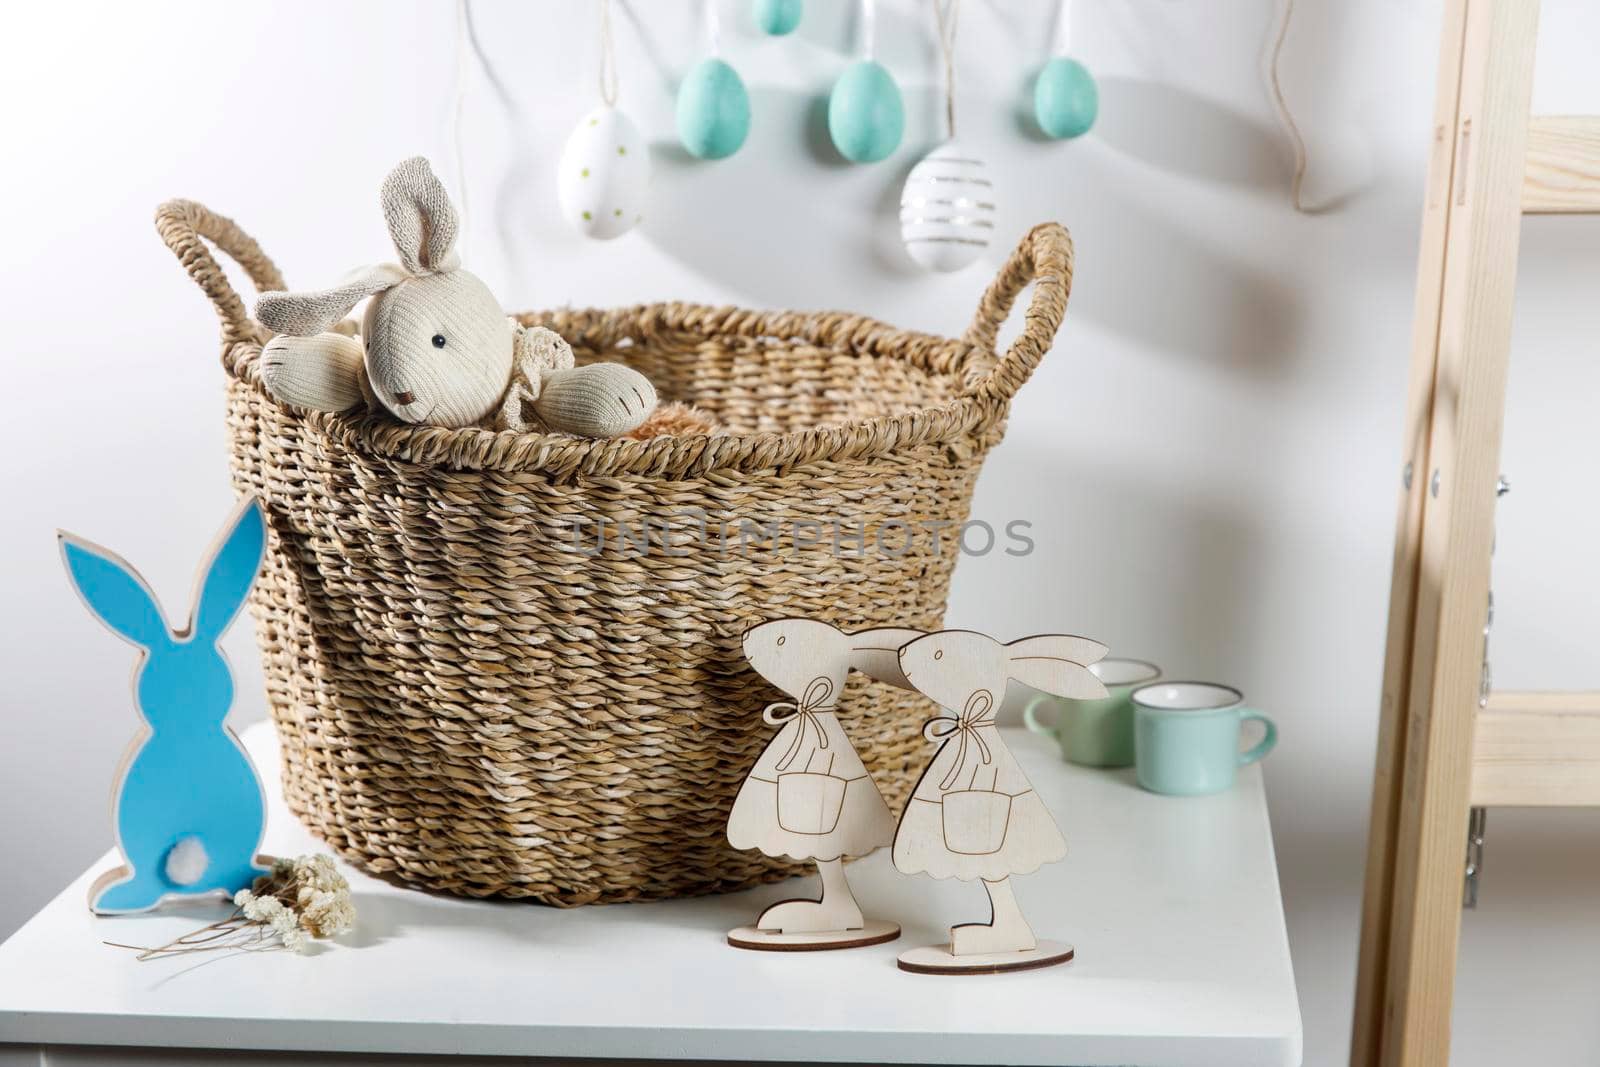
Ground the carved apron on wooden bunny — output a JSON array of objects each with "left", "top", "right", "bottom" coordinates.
[
  {"left": 728, "top": 675, "right": 894, "bottom": 862},
  {"left": 893, "top": 692, "right": 1066, "bottom": 882}
]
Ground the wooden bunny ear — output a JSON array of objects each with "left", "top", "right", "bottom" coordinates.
[
  {"left": 847, "top": 627, "right": 925, "bottom": 690},
  {"left": 190, "top": 498, "right": 267, "bottom": 644},
  {"left": 1005, "top": 634, "right": 1110, "bottom": 700},
  {"left": 59, "top": 534, "right": 171, "bottom": 650},
  {"left": 381, "top": 156, "right": 460, "bottom": 274},
  {"left": 255, "top": 264, "right": 405, "bottom": 337}
]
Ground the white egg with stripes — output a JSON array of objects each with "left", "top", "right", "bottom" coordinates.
[{"left": 899, "top": 140, "right": 997, "bottom": 272}]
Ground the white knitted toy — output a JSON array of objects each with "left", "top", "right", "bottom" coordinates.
[{"left": 255, "top": 157, "right": 657, "bottom": 437}]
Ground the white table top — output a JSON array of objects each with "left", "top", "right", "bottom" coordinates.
[{"left": 0, "top": 723, "right": 1301, "bottom": 1066}]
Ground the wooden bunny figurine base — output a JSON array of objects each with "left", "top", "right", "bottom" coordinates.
[
  {"left": 60, "top": 498, "right": 272, "bottom": 914},
  {"left": 892, "top": 629, "right": 1108, "bottom": 974},
  {"left": 725, "top": 619, "right": 923, "bottom": 951}
]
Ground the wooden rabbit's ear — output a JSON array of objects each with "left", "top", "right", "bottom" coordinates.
[
  {"left": 1005, "top": 634, "right": 1109, "bottom": 699},
  {"left": 59, "top": 535, "right": 170, "bottom": 649},
  {"left": 381, "top": 156, "right": 460, "bottom": 274},
  {"left": 847, "top": 627, "right": 925, "bottom": 690},
  {"left": 190, "top": 498, "right": 267, "bottom": 643},
  {"left": 255, "top": 265, "right": 405, "bottom": 337}
]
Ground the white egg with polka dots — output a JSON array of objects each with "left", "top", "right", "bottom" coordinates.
[{"left": 558, "top": 106, "right": 650, "bottom": 240}]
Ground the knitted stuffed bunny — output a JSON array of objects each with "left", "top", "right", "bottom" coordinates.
[{"left": 254, "top": 157, "right": 657, "bottom": 437}]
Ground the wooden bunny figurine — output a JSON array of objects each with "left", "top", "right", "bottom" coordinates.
[
  {"left": 254, "top": 156, "right": 657, "bottom": 437},
  {"left": 892, "top": 629, "right": 1108, "bottom": 974},
  {"left": 59, "top": 498, "right": 272, "bottom": 913},
  {"left": 725, "top": 619, "right": 924, "bottom": 950}
]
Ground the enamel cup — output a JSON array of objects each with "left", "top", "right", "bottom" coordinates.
[
  {"left": 1131, "top": 682, "right": 1278, "bottom": 796},
  {"left": 1023, "top": 658, "right": 1162, "bottom": 767}
]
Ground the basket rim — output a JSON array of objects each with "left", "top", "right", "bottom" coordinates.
[
  {"left": 227, "top": 302, "right": 1010, "bottom": 480},
  {"left": 157, "top": 199, "right": 1074, "bottom": 480}
]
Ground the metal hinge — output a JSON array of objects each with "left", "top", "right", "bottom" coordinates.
[
  {"left": 1464, "top": 806, "right": 1487, "bottom": 908},
  {"left": 1465, "top": 473, "right": 1510, "bottom": 909}
]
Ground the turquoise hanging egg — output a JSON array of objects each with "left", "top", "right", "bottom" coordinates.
[
  {"left": 827, "top": 60, "right": 904, "bottom": 163},
  {"left": 677, "top": 58, "right": 751, "bottom": 160},
  {"left": 1033, "top": 56, "right": 1098, "bottom": 139},
  {"left": 753, "top": 0, "right": 802, "bottom": 35}
]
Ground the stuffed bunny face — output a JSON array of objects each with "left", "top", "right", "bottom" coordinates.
[{"left": 362, "top": 270, "right": 513, "bottom": 426}]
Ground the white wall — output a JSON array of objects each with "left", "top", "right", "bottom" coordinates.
[{"left": 3, "top": 1, "right": 1599, "bottom": 1063}]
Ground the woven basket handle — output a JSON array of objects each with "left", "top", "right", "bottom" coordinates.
[
  {"left": 155, "top": 199, "right": 287, "bottom": 359},
  {"left": 960, "top": 222, "right": 1075, "bottom": 404}
]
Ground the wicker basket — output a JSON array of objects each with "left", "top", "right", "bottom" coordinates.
[{"left": 155, "top": 199, "right": 1075, "bottom": 906}]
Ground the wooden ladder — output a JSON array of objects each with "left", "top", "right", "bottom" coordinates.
[{"left": 1351, "top": 0, "right": 1600, "bottom": 1063}]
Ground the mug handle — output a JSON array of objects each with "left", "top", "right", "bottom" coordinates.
[
  {"left": 1238, "top": 709, "right": 1278, "bottom": 766},
  {"left": 1022, "top": 695, "right": 1058, "bottom": 735}
]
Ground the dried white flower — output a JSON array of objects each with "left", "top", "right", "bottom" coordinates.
[
  {"left": 116, "top": 852, "right": 355, "bottom": 963},
  {"left": 302, "top": 854, "right": 347, "bottom": 894},
  {"left": 299, "top": 887, "right": 355, "bottom": 938}
]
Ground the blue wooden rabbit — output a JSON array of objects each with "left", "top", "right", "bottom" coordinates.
[{"left": 60, "top": 497, "right": 271, "bottom": 914}]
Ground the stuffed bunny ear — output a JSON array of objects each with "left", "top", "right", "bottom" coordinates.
[
  {"left": 1005, "top": 634, "right": 1110, "bottom": 700},
  {"left": 255, "top": 264, "right": 406, "bottom": 337},
  {"left": 381, "top": 156, "right": 460, "bottom": 275},
  {"left": 847, "top": 627, "right": 925, "bottom": 690}
]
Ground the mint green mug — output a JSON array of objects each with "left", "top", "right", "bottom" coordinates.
[
  {"left": 1131, "top": 682, "right": 1277, "bottom": 796},
  {"left": 1023, "top": 658, "right": 1162, "bottom": 768}
]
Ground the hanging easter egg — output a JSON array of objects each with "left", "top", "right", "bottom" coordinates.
[
  {"left": 1033, "top": 56, "right": 1098, "bottom": 140},
  {"left": 753, "top": 0, "right": 802, "bottom": 35},
  {"left": 900, "top": 140, "right": 996, "bottom": 273},
  {"left": 828, "top": 60, "right": 904, "bottom": 163},
  {"left": 558, "top": 106, "right": 650, "bottom": 239},
  {"left": 677, "top": 58, "right": 751, "bottom": 160}
]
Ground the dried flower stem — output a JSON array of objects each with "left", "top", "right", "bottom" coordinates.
[{"left": 105, "top": 854, "right": 355, "bottom": 962}]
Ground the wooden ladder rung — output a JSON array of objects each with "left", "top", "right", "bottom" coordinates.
[
  {"left": 1523, "top": 116, "right": 1600, "bottom": 214},
  {"left": 1471, "top": 690, "right": 1600, "bottom": 804}
]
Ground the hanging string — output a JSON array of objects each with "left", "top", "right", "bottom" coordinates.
[
  {"left": 862, "top": 0, "right": 877, "bottom": 61},
  {"left": 1052, "top": 0, "right": 1073, "bottom": 56},
  {"left": 706, "top": 0, "right": 722, "bottom": 57},
  {"left": 452, "top": 0, "right": 472, "bottom": 257},
  {"left": 1267, "top": 0, "right": 1316, "bottom": 214},
  {"left": 599, "top": 0, "right": 618, "bottom": 106},
  {"left": 933, "top": 0, "right": 960, "bottom": 139}
]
